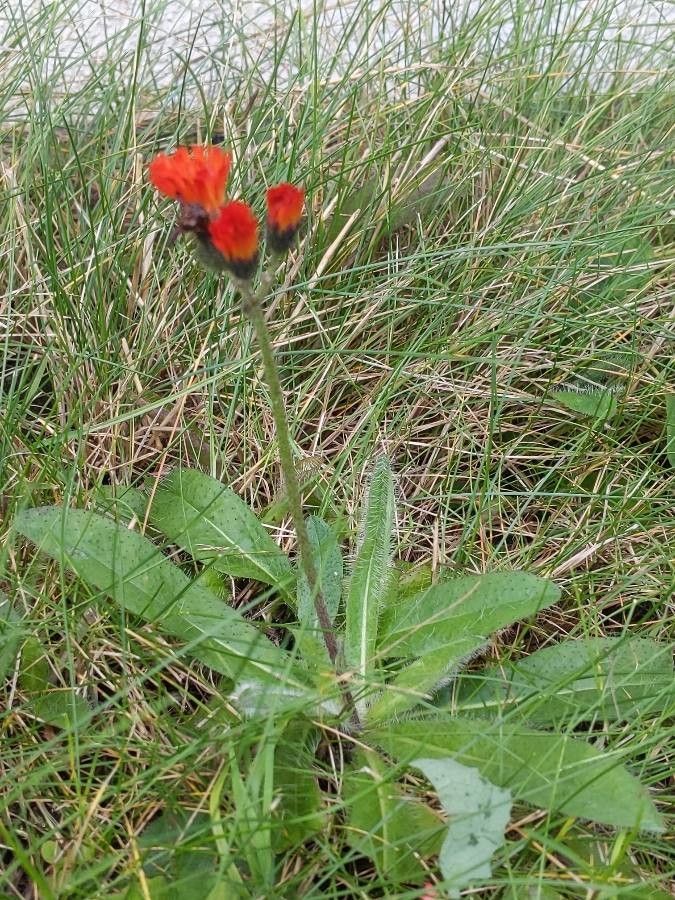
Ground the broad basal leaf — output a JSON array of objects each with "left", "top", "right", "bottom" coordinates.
[
  {"left": 453, "top": 637, "right": 674, "bottom": 724},
  {"left": 367, "top": 645, "right": 461, "bottom": 723},
  {"left": 345, "top": 456, "right": 395, "bottom": 689},
  {"left": 19, "top": 635, "right": 50, "bottom": 694},
  {"left": 15, "top": 507, "right": 302, "bottom": 687},
  {"left": 412, "top": 757, "right": 511, "bottom": 897},
  {"left": 380, "top": 572, "right": 560, "bottom": 658},
  {"left": 24, "top": 691, "right": 92, "bottom": 728},
  {"left": 95, "top": 484, "right": 147, "bottom": 523},
  {"left": 138, "top": 809, "right": 217, "bottom": 899},
  {"left": 343, "top": 749, "right": 443, "bottom": 884},
  {"left": 150, "top": 468, "right": 295, "bottom": 598},
  {"left": 369, "top": 573, "right": 560, "bottom": 719},
  {"left": 370, "top": 714, "right": 664, "bottom": 833},
  {"left": 272, "top": 719, "right": 326, "bottom": 848}
]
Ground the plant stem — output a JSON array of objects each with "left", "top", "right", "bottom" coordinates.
[{"left": 238, "top": 280, "right": 359, "bottom": 725}]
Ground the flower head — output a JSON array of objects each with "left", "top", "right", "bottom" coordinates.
[
  {"left": 149, "top": 145, "right": 231, "bottom": 215},
  {"left": 207, "top": 201, "right": 259, "bottom": 279},
  {"left": 266, "top": 183, "right": 305, "bottom": 253}
]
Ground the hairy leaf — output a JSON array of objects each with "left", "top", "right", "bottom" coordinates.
[
  {"left": 453, "top": 637, "right": 674, "bottom": 724},
  {"left": 367, "top": 645, "right": 461, "bottom": 723},
  {"left": 412, "top": 757, "right": 511, "bottom": 896},
  {"left": 371, "top": 573, "right": 560, "bottom": 721},
  {"left": 16, "top": 507, "right": 302, "bottom": 687},
  {"left": 150, "top": 468, "right": 295, "bottom": 598},
  {"left": 380, "top": 572, "right": 560, "bottom": 659},
  {"left": 370, "top": 715, "right": 664, "bottom": 832},
  {"left": 551, "top": 389, "right": 617, "bottom": 421},
  {"left": 345, "top": 456, "right": 395, "bottom": 688}
]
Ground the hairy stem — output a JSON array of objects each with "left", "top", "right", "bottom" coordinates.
[{"left": 238, "top": 278, "right": 360, "bottom": 726}]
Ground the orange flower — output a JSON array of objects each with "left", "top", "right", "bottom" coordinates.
[
  {"left": 208, "top": 201, "right": 259, "bottom": 278},
  {"left": 149, "top": 145, "right": 231, "bottom": 214},
  {"left": 266, "top": 183, "right": 305, "bottom": 252}
]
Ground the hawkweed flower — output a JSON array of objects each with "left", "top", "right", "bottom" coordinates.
[
  {"left": 208, "top": 200, "right": 259, "bottom": 279},
  {"left": 149, "top": 145, "right": 231, "bottom": 215},
  {"left": 266, "top": 183, "right": 305, "bottom": 253},
  {"left": 149, "top": 145, "right": 232, "bottom": 248}
]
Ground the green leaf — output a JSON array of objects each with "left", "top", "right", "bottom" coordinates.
[
  {"left": 24, "top": 691, "right": 91, "bottom": 728},
  {"left": 453, "top": 638, "right": 674, "bottom": 724},
  {"left": 345, "top": 456, "right": 395, "bottom": 688},
  {"left": 381, "top": 572, "right": 560, "bottom": 657},
  {"left": 273, "top": 719, "right": 326, "bottom": 848},
  {"left": 296, "top": 517, "right": 342, "bottom": 663},
  {"left": 230, "top": 679, "right": 339, "bottom": 719},
  {"left": 412, "top": 757, "right": 511, "bottom": 897},
  {"left": 343, "top": 749, "right": 444, "bottom": 884},
  {"left": 138, "top": 809, "right": 217, "bottom": 899},
  {"left": 370, "top": 715, "right": 664, "bottom": 833},
  {"left": 15, "top": 506, "right": 302, "bottom": 687},
  {"left": 367, "top": 646, "right": 459, "bottom": 723},
  {"left": 551, "top": 389, "right": 617, "bottom": 421},
  {"left": 150, "top": 468, "right": 295, "bottom": 598},
  {"left": 95, "top": 484, "right": 147, "bottom": 523},
  {"left": 19, "top": 635, "right": 50, "bottom": 694},
  {"left": 666, "top": 393, "right": 675, "bottom": 468},
  {"left": 371, "top": 572, "right": 560, "bottom": 722},
  {"left": 124, "top": 876, "right": 171, "bottom": 899},
  {"left": 0, "top": 593, "right": 23, "bottom": 681},
  {"left": 377, "top": 561, "right": 434, "bottom": 637}
]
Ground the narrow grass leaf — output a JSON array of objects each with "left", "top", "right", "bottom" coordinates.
[
  {"left": 666, "top": 393, "right": 675, "bottom": 468},
  {"left": 345, "top": 456, "right": 395, "bottom": 687},
  {"left": 412, "top": 757, "right": 511, "bottom": 897},
  {"left": 15, "top": 507, "right": 301, "bottom": 687},
  {"left": 150, "top": 468, "right": 295, "bottom": 598},
  {"left": 370, "top": 715, "right": 664, "bottom": 833}
]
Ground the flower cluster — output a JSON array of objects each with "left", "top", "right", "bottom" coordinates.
[{"left": 148, "top": 144, "right": 304, "bottom": 279}]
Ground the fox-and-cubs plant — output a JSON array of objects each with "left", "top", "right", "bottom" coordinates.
[{"left": 13, "top": 144, "right": 668, "bottom": 895}]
